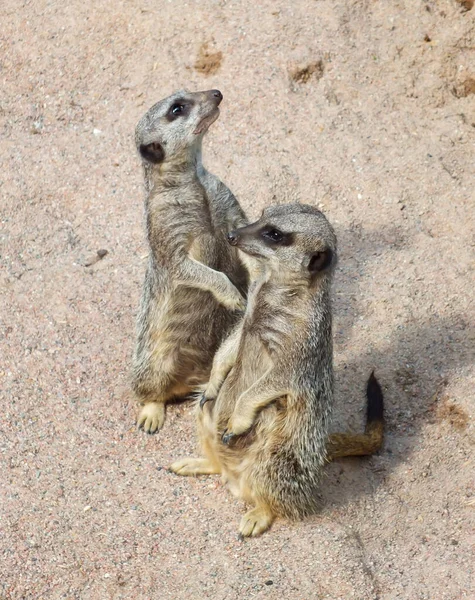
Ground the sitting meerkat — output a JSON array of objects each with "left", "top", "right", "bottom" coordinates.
[
  {"left": 170, "top": 203, "right": 384, "bottom": 537},
  {"left": 133, "top": 89, "right": 249, "bottom": 434}
]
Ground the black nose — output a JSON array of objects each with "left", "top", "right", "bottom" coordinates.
[
  {"left": 211, "top": 89, "right": 223, "bottom": 103},
  {"left": 227, "top": 231, "right": 238, "bottom": 245}
]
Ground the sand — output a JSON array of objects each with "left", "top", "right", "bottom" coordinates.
[{"left": 1, "top": 0, "right": 474, "bottom": 598}]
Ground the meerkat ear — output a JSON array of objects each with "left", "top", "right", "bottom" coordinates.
[
  {"left": 307, "top": 249, "right": 333, "bottom": 274},
  {"left": 139, "top": 141, "right": 164, "bottom": 164}
]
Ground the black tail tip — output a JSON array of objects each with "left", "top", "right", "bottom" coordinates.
[{"left": 366, "top": 371, "right": 384, "bottom": 424}]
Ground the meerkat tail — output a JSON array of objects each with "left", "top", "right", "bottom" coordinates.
[
  {"left": 326, "top": 371, "right": 384, "bottom": 460},
  {"left": 364, "top": 370, "right": 384, "bottom": 444}
]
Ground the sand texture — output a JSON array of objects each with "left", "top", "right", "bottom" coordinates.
[{"left": 1, "top": 0, "right": 474, "bottom": 598}]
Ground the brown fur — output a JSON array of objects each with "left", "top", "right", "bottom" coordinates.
[
  {"left": 172, "top": 204, "right": 337, "bottom": 535},
  {"left": 327, "top": 422, "right": 384, "bottom": 459},
  {"left": 132, "top": 90, "right": 248, "bottom": 433},
  {"left": 171, "top": 204, "right": 384, "bottom": 536}
]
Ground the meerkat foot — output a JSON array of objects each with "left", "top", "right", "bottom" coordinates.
[
  {"left": 169, "top": 457, "right": 220, "bottom": 476},
  {"left": 137, "top": 403, "right": 165, "bottom": 434},
  {"left": 238, "top": 506, "right": 275, "bottom": 538},
  {"left": 218, "top": 284, "right": 246, "bottom": 312}
]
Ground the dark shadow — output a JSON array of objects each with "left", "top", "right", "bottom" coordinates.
[
  {"left": 310, "top": 212, "right": 474, "bottom": 509},
  {"left": 323, "top": 313, "right": 473, "bottom": 509},
  {"left": 332, "top": 221, "right": 409, "bottom": 345}
]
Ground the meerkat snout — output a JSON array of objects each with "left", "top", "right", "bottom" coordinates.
[
  {"left": 227, "top": 230, "right": 239, "bottom": 245},
  {"left": 210, "top": 89, "right": 223, "bottom": 102}
]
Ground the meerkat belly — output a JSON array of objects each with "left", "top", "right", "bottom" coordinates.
[
  {"left": 148, "top": 253, "right": 236, "bottom": 388},
  {"left": 210, "top": 339, "right": 274, "bottom": 498},
  {"left": 217, "top": 338, "right": 270, "bottom": 421},
  {"left": 163, "top": 287, "right": 233, "bottom": 386}
]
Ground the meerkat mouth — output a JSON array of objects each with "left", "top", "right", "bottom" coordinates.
[
  {"left": 194, "top": 108, "right": 220, "bottom": 135},
  {"left": 237, "top": 247, "right": 265, "bottom": 258}
]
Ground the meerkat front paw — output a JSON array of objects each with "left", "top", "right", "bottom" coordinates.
[
  {"left": 169, "top": 457, "right": 220, "bottom": 476},
  {"left": 226, "top": 291, "right": 246, "bottom": 312},
  {"left": 216, "top": 278, "right": 246, "bottom": 312},
  {"left": 137, "top": 403, "right": 165, "bottom": 434},
  {"left": 221, "top": 413, "right": 253, "bottom": 444},
  {"left": 238, "top": 506, "right": 274, "bottom": 538}
]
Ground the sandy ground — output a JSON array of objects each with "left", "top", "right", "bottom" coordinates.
[{"left": 1, "top": 0, "right": 474, "bottom": 598}]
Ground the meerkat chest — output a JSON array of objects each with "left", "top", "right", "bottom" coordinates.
[
  {"left": 215, "top": 333, "right": 270, "bottom": 421},
  {"left": 245, "top": 287, "right": 296, "bottom": 355}
]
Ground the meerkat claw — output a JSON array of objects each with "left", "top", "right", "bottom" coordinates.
[
  {"left": 199, "top": 392, "right": 213, "bottom": 409},
  {"left": 137, "top": 403, "right": 165, "bottom": 434},
  {"left": 239, "top": 506, "right": 274, "bottom": 537},
  {"left": 221, "top": 430, "right": 235, "bottom": 445},
  {"left": 234, "top": 298, "right": 246, "bottom": 312}
]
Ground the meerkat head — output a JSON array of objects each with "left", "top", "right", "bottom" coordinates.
[
  {"left": 135, "top": 89, "right": 223, "bottom": 166},
  {"left": 227, "top": 203, "right": 337, "bottom": 283}
]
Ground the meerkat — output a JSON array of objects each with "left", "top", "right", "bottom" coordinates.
[
  {"left": 327, "top": 371, "right": 384, "bottom": 460},
  {"left": 133, "top": 89, "right": 249, "bottom": 434},
  {"left": 170, "top": 203, "right": 384, "bottom": 537}
]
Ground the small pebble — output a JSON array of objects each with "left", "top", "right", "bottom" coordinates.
[{"left": 84, "top": 249, "right": 108, "bottom": 267}]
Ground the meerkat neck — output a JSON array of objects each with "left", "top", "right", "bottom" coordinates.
[
  {"left": 308, "top": 283, "right": 333, "bottom": 381},
  {"left": 267, "top": 277, "right": 332, "bottom": 338},
  {"left": 143, "top": 140, "right": 203, "bottom": 192},
  {"left": 266, "top": 270, "right": 313, "bottom": 297},
  {"left": 195, "top": 146, "right": 205, "bottom": 174},
  {"left": 144, "top": 159, "right": 198, "bottom": 192}
]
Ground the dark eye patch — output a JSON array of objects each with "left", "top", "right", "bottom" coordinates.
[
  {"left": 166, "top": 99, "right": 192, "bottom": 122},
  {"left": 260, "top": 227, "right": 294, "bottom": 246}
]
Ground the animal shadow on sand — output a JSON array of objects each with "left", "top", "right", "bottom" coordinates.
[
  {"left": 323, "top": 223, "right": 473, "bottom": 509},
  {"left": 159, "top": 207, "right": 472, "bottom": 513}
]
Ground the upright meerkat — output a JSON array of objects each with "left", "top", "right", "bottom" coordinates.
[
  {"left": 133, "top": 89, "right": 248, "bottom": 434},
  {"left": 171, "top": 204, "right": 384, "bottom": 537}
]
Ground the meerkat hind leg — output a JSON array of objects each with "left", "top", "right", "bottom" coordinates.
[
  {"left": 239, "top": 505, "right": 275, "bottom": 538},
  {"left": 169, "top": 457, "right": 220, "bottom": 476}
]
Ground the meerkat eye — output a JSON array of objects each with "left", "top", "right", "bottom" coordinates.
[
  {"left": 166, "top": 100, "right": 191, "bottom": 122},
  {"left": 262, "top": 228, "right": 284, "bottom": 243},
  {"left": 166, "top": 102, "right": 189, "bottom": 121}
]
